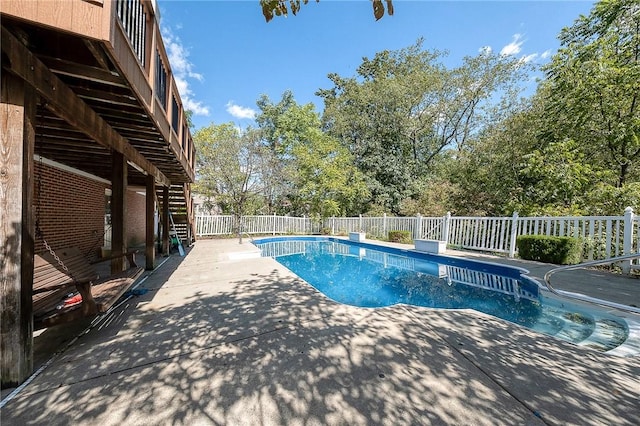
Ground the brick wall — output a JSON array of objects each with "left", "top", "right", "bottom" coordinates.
[
  {"left": 126, "top": 190, "right": 146, "bottom": 248},
  {"left": 34, "top": 162, "right": 107, "bottom": 261}
]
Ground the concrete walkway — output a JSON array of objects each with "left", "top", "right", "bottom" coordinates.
[{"left": 2, "top": 239, "right": 639, "bottom": 425}]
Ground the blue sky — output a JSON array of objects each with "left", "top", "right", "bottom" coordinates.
[{"left": 158, "top": 0, "right": 596, "bottom": 130}]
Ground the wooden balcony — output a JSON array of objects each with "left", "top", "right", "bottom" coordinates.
[{"left": 1, "top": 0, "right": 196, "bottom": 186}]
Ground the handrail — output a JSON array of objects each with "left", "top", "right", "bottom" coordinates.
[
  {"left": 238, "top": 231, "right": 253, "bottom": 244},
  {"left": 543, "top": 253, "right": 640, "bottom": 314}
]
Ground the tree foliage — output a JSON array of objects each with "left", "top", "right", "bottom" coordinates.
[
  {"left": 318, "top": 39, "right": 527, "bottom": 214},
  {"left": 543, "top": 0, "right": 640, "bottom": 187},
  {"left": 448, "top": 0, "right": 640, "bottom": 217},
  {"left": 193, "top": 123, "right": 272, "bottom": 228},
  {"left": 255, "top": 94, "right": 369, "bottom": 219},
  {"left": 260, "top": 0, "right": 393, "bottom": 22}
]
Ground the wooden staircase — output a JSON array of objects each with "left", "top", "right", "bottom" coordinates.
[{"left": 157, "top": 183, "right": 196, "bottom": 246}]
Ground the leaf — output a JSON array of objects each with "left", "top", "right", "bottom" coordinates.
[
  {"left": 372, "top": 0, "right": 384, "bottom": 21},
  {"left": 386, "top": 0, "right": 394, "bottom": 16},
  {"left": 261, "top": 2, "right": 274, "bottom": 22}
]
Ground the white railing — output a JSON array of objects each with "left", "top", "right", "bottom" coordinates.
[{"left": 195, "top": 207, "right": 638, "bottom": 270}]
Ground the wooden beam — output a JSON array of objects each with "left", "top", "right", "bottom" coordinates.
[
  {"left": 145, "top": 175, "right": 155, "bottom": 270},
  {"left": 82, "top": 39, "right": 111, "bottom": 71},
  {"left": 39, "top": 55, "right": 127, "bottom": 88},
  {"left": 1, "top": 73, "right": 35, "bottom": 387},
  {"left": 1, "top": 26, "right": 170, "bottom": 188},
  {"left": 73, "top": 87, "right": 141, "bottom": 108},
  {"left": 111, "top": 151, "right": 126, "bottom": 274}
]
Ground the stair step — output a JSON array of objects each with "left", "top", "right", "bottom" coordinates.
[
  {"left": 577, "top": 318, "right": 628, "bottom": 352},
  {"left": 533, "top": 305, "right": 631, "bottom": 354},
  {"left": 554, "top": 312, "right": 595, "bottom": 343}
]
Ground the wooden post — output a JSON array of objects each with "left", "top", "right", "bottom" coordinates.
[
  {"left": 1, "top": 73, "right": 36, "bottom": 386},
  {"left": 162, "top": 186, "right": 169, "bottom": 255},
  {"left": 111, "top": 151, "right": 127, "bottom": 273},
  {"left": 145, "top": 175, "right": 155, "bottom": 270}
]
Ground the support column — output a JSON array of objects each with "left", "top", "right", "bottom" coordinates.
[
  {"left": 111, "top": 151, "right": 127, "bottom": 273},
  {"left": 1, "top": 73, "right": 35, "bottom": 387},
  {"left": 162, "top": 186, "right": 170, "bottom": 255},
  {"left": 145, "top": 175, "right": 155, "bottom": 270}
]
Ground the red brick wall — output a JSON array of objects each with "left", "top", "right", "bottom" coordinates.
[
  {"left": 34, "top": 163, "right": 107, "bottom": 261},
  {"left": 126, "top": 190, "right": 146, "bottom": 248}
]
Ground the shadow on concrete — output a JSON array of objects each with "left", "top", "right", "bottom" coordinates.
[{"left": 2, "top": 242, "right": 639, "bottom": 425}]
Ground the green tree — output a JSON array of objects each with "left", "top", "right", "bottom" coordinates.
[
  {"left": 193, "top": 123, "right": 271, "bottom": 232},
  {"left": 256, "top": 95, "right": 369, "bottom": 218},
  {"left": 255, "top": 92, "right": 298, "bottom": 213},
  {"left": 544, "top": 0, "right": 640, "bottom": 187},
  {"left": 448, "top": 96, "right": 546, "bottom": 216},
  {"left": 516, "top": 139, "right": 610, "bottom": 215},
  {"left": 184, "top": 110, "right": 194, "bottom": 130},
  {"left": 318, "top": 40, "right": 527, "bottom": 214},
  {"left": 292, "top": 126, "right": 369, "bottom": 219}
]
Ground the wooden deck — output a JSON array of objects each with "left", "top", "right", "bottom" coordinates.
[
  {"left": 1, "top": 0, "right": 197, "bottom": 385},
  {"left": 1, "top": 0, "right": 195, "bottom": 187}
]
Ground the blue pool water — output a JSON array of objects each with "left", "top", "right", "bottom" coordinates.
[{"left": 255, "top": 237, "right": 632, "bottom": 353}]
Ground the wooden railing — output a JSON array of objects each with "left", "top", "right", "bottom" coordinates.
[{"left": 116, "top": 0, "right": 146, "bottom": 66}]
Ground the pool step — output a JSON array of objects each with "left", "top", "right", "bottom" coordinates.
[
  {"left": 540, "top": 307, "right": 630, "bottom": 354},
  {"left": 553, "top": 313, "right": 594, "bottom": 343},
  {"left": 605, "top": 320, "right": 640, "bottom": 356},
  {"left": 577, "top": 318, "right": 628, "bottom": 352}
]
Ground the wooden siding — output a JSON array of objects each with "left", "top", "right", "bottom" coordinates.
[{"left": 0, "top": 0, "right": 104, "bottom": 39}]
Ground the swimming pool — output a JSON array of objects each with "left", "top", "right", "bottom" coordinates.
[{"left": 254, "top": 236, "right": 639, "bottom": 355}]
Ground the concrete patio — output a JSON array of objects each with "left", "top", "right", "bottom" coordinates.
[{"left": 2, "top": 238, "right": 639, "bottom": 425}]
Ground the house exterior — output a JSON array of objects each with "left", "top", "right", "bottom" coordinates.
[{"left": 1, "top": 0, "right": 197, "bottom": 386}]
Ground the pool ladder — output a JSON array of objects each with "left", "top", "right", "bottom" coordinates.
[
  {"left": 543, "top": 253, "right": 640, "bottom": 314},
  {"left": 238, "top": 231, "right": 254, "bottom": 244}
]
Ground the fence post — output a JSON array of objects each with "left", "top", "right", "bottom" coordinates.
[
  {"left": 623, "top": 206, "right": 634, "bottom": 274},
  {"left": 383, "top": 213, "right": 387, "bottom": 238},
  {"left": 442, "top": 212, "right": 451, "bottom": 244},
  {"left": 415, "top": 214, "right": 423, "bottom": 240},
  {"left": 332, "top": 217, "right": 335, "bottom": 235},
  {"left": 359, "top": 214, "right": 363, "bottom": 232},
  {"left": 508, "top": 211, "right": 519, "bottom": 258},
  {"left": 273, "top": 213, "right": 277, "bottom": 235}
]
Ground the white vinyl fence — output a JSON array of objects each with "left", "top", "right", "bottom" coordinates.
[{"left": 196, "top": 208, "right": 639, "bottom": 269}]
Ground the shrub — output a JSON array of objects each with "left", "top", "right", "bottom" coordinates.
[
  {"left": 388, "top": 230, "right": 412, "bottom": 244},
  {"left": 516, "top": 235, "right": 583, "bottom": 265}
]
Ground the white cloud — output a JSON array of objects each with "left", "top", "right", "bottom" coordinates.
[
  {"left": 500, "top": 34, "right": 524, "bottom": 56},
  {"left": 478, "top": 46, "right": 493, "bottom": 55},
  {"left": 161, "top": 26, "right": 209, "bottom": 116},
  {"left": 540, "top": 49, "right": 552, "bottom": 59},
  {"left": 226, "top": 102, "right": 257, "bottom": 120},
  {"left": 521, "top": 53, "right": 538, "bottom": 63}
]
